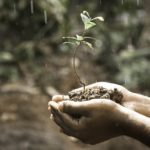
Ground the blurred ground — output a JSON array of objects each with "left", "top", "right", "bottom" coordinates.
[
  {"left": 0, "top": 54, "right": 149, "bottom": 150},
  {"left": 0, "top": 87, "right": 149, "bottom": 150}
]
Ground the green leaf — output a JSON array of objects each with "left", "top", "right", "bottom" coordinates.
[
  {"left": 63, "top": 42, "right": 75, "bottom": 45},
  {"left": 62, "top": 36, "right": 77, "bottom": 40},
  {"left": 80, "top": 11, "right": 103, "bottom": 30},
  {"left": 82, "top": 11, "right": 91, "bottom": 18},
  {"left": 80, "top": 11, "right": 96, "bottom": 30},
  {"left": 84, "top": 37, "right": 96, "bottom": 41},
  {"left": 75, "top": 41, "right": 80, "bottom": 46},
  {"left": 82, "top": 41, "right": 94, "bottom": 50},
  {"left": 92, "top": 16, "right": 104, "bottom": 22},
  {"left": 80, "top": 13, "right": 91, "bottom": 24},
  {"left": 76, "top": 34, "right": 84, "bottom": 41},
  {"left": 85, "top": 21, "right": 96, "bottom": 30}
]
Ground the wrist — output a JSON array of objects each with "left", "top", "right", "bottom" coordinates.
[
  {"left": 117, "top": 105, "right": 150, "bottom": 146},
  {"left": 123, "top": 92, "right": 150, "bottom": 117},
  {"left": 129, "top": 92, "right": 150, "bottom": 103}
]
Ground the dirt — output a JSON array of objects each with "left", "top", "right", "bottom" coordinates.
[{"left": 68, "top": 86, "right": 123, "bottom": 104}]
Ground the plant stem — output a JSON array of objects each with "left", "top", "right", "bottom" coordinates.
[
  {"left": 73, "top": 43, "right": 86, "bottom": 90},
  {"left": 72, "top": 29, "right": 86, "bottom": 91}
]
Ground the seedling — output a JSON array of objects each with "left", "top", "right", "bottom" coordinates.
[{"left": 63, "top": 11, "right": 104, "bottom": 90}]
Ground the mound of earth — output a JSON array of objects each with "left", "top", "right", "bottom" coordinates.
[{"left": 68, "top": 87, "right": 123, "bottom": 104}]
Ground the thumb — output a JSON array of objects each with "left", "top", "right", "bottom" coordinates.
[{"left": 52, "top": 95, "right": 69, "bottom": 103}]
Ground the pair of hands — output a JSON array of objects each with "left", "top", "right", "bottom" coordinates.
[{"left": 49, "top": 82, "right": 150, "bottom": 145}]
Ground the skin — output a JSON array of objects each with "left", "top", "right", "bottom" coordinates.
[
  {"left": 49, "top": 82, "right": 150, "bottom": 117},
  {"left": 48, "top": 82, "right": 150, "bottom": 146}
]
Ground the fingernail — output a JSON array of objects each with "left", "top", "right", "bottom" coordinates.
[
  {"left": 48, "top": 101, "right": 51, "bottom": 106},
  {"left": 50, "top": 114, "right": 54, "bottom": 120},
  {"left": 52, "top": 95, "right": 63, "bottom": 102},
  {"left": 51, "top": 105, "right": 59, "bottom": 115},
  {"left": 48, "top": 106, "right": 51, "bottom": 110}
]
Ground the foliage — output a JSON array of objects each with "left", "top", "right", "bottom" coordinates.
[
  {"left": 63, "top": 11, "right": 104, "bottom": 48},
  {"left": 80, "top": 11, "right": 104, "bottom": 30},
  {"left": 63, "top": 11, "right": 104, "bottom": 87}
]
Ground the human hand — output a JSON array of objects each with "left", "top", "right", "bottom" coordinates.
[
  {"left": 48, "top": 82, "right": 130, "bottom": 112},
  {"left": 49, "top": 82, "right": 150, "bottom": 145},
  {"left": 49, "top": 99, "right": 124, "bottom": 144},
  {"left": 49, "top": 82, "right": 150, "bottom": 117},
  {"left": 50, "top": 99, "right": 150, "bottom": 146}
]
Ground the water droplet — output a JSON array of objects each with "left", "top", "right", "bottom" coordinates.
[
  {"left": 13, "top": 4, "right": 16, "bottom": 12},
  {"left": 30, "top": 0, "right": 34, "bottom": 14},
  {"left": 137, "top": 0, "right": 140, "bottom": 6},
  {"left": 100, "top": 0, "right": 102, "bottom": 5},
  {"left": 124, "top": 79, "right": 127, "bottom": 85},
  {"left": 13, "top": 3, "right": 16, "bottom": 14},
  {"left": 44, "top": 10, "right": 48, "bottom": 24},
  {"left": 45, "top": 64, "right": 48, "bottom": 69}
]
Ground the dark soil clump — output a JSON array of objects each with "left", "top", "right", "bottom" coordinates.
[{"left": 68, "top": 87, "right": 123, "bottom": 104}]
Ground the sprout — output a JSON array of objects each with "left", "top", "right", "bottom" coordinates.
[{"left": 62, "top": 11, "right": 104, "bottom": 89}]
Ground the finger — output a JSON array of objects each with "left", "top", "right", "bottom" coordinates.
[
  {"left": 50, "top": 114, "right": 54, "bottom": 120},
  {"left": 60, "top": 99, "right": 117, "bottom": 115},
  {"left": 52, "top": 95, "right": 69, "bottom": 102},
  {"left": 61, "top": 128, "right": 74, "bottom": 137},
  {"left": 52, "top": 109, "right": 71, "bottom": 134},
  {"left": 48, "top": 106, "right": 51, "bottom": 110},
  {"left": 48, "top": 100, "right": 59, "bottom": 113},
  {"left": 50, "top": 101, "right": 79, "bottom": 131},
  {"left": 59, "top": 100, "right": 91, "bottom": 116},
  {"left": 48, "top": 95, "right": 69, "bottom": 111}
]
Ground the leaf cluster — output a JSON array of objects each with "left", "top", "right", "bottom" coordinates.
[{"left": 63, "top": 11, "right": 104, "bottom": 49}]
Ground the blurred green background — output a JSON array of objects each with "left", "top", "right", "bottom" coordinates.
[{"left": 0, "top": 0, "right": 150, "bottom": 150}]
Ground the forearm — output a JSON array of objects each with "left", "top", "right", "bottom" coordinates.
[
  {"left": 123, "top": 92, "right": 150, "bottom": 117},
  {"left": 119, "top": 106, "right": 150, "bottom": 146}
]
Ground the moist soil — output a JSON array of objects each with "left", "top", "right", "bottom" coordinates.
[{"left": 68, "top": 86, "right": 123, "bottom": 104}]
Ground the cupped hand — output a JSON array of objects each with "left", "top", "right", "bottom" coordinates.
[
  {"left": 49, "top": 82, "right": 150, "bottom": 116},
  {"left": 49, "top": 99, "right": 124, "bottom": 144},
  {"left": 48, "top": 82, "right": 150, "bottom": 145},
  {"left": 49, "top": 82, "right": 131, "bottom": 108}
]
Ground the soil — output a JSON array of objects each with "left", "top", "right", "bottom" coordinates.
[{"left": 68, "top": 86, "right": 123, "bottom": 104}]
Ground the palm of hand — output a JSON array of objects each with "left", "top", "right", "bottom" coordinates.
[{"left": 50, "top": 99, "right": 122, "bottom": 144}]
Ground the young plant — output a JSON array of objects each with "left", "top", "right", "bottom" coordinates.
[{"left": 63, "top": 11, "right": 104, "bottom": 90}]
